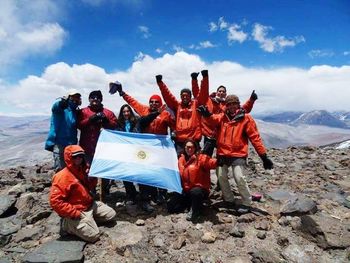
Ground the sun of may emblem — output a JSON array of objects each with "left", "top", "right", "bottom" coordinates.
[{"left": 137, "top": 150, "right": 147, "bottom": 160}]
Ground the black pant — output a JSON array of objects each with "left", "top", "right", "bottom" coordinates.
[
  {"left": 123, "top": 181, "right": 138, "bottom": 201},
  {"left": 139, "top": 184, "right": 157, "bottom": 202},
  {"left": 167, "top": 187, "right": 208, "bottom": 216}
]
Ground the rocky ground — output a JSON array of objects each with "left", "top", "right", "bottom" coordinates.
[{"left": 0, "top": 146, "right": 350, "bottom": 263}]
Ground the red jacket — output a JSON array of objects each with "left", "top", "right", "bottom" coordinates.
[
  {"left": 192, "top": 79, "right": 255, "bottom": 138},
  {"left": 210, "top": 112, "right": 266, "bottom": 158},
  {"left": 49, "top": 145, "right": 97, "bottom": 219},
  {"left": 157, "top": 77, "right": 208, "bottom": 142},
  {"left": 179, "top": 153, "right": 217, "bottom": 193},
  {"left": 122, "top": 93, "right": 174, "bottom": 135},
  {"left": 77, "top": 106, "right": 117, "bottom": 158}
]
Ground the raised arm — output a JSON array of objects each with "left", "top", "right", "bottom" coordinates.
[
  {"left": 109, "top": 81, "right": 149, "bottom": 116},
  {"left": 191, "top": 72, "right": 200, "bottom": 98},
  {"left": 156, "top": 75, "right": 179, "bottom": 112},
  {"left": 122, "top": 93, "right": 149, "bottom": 116},
  {"left": 196, "top": 70, "right": 209, "bottom": 106},
  {"left": 241, "top": 90, "right": 258, "bottom": 113}
]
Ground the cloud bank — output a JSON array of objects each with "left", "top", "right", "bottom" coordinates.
[
  {"left": 0, "top": 0, "right": 66, "bottom": 72},
  {"left": 1, "top": 52, "right": 349, "bottom": 116}
]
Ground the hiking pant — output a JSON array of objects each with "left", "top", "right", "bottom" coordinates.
[
  {"left": 167, "top": 187, "right": 208, "bottom": 216},
  {"left": 53, "top": 144, "right": 66, "bottom": 172},
  {"left": 123, "top": 181, "right": 138, "bottom": 201},
  {"left": 217, "top": 159, "right": 251, "bottom": 206},
  {"left": 61, "top": 201, "right": 116, "bottom": 242}
]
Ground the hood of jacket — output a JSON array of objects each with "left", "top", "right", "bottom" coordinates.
[{"left": 64, "top": 145, "right": 88, "bottom": 182}]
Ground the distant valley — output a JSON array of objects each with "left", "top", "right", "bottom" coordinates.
[{"left": 1, "top": 111, "right": 350, "bottom": 169}]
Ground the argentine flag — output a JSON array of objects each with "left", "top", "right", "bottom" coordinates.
[{"left": 89, "top": 129, "right": 182, "bottom": 193}]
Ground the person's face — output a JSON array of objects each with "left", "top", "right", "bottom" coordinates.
[
  {"left": 89, "top": 96, "right": 102, "bottom": 107},
  {"left": 181, "top": 92, "right": 191, "bottom": 105},
  {"left": 217, "top": 87, "right": 226, "bottom": 99},
  {"left": 185, "top": 142, "right": 196, "bottom": 156},
  {"left": 72, "top": 155, "right": 84, "bottom": 166},
  {"left": 149, "top": 99, "right": 161, "bottom": 111},
  {"left": 226, "top": 102, "right": 240, "bottom": 114},
  {"left": 70, "top": 95, "right": 82, "bottom": 106},
  {"left": 122, "top": 107, "right": 131, "bottom": 120}
]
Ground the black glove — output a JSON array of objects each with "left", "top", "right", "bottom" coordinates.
[
  {"left": 201, "top": 70, "right": 208, "bottom": 77},
  {"left": 89, "top": 112, "right": 106, "bottom": 123},
  {"left": 197, "top": 105, "right": 212, "bottom": 117},
  {"left": 59, "top": 98, "right": 68, "bottom": 109},
  {"left": 99, "top": 112, "right": 109, "bottom": 124},
  {"left": 191, "top": 72, "right": 199, "bottom": 80},
  {"left": 156, "top": 75, "right": 163, "bottom": 83},
  {"left": 250, "top": 90, "right": 258, "bottom": 101},
  {"left": 109, "top": 81, "right": 123, "bottom": 95},
  {"left": 260, "top": 154, "right": 274, "bottom": 170},
  {"left": 89, "top": 113, "right": 100, "bottom": 123},
  {"left": 202, "top": 138, "right": 216, "bottom": 156}
]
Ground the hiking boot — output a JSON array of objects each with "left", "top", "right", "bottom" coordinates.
[
  {"left": 141, "top": 202, "right": 155, "bottom": 213},
  {"left": 186, "top": 209, "right": 193, "bottom": 221},
  {"left": 155, "top": 194, "right": 166, "bottom": 205}
]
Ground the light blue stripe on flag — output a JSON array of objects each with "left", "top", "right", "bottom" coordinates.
[{"left": 89, "top": 129, "right": 182, "bottom": 193}]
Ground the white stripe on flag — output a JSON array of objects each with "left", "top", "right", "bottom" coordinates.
[{"left": 93, "top": 142, "right": 178, "bottom": 170}]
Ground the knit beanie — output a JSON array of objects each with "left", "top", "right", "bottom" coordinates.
[
  {"left": 149, "top": 94, "right": 163, "bottom": 105},
  {"left": 89, "top": 90, "right": 103, "bottom": 101}
]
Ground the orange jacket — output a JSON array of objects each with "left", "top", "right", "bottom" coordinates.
[
  {"left": 192, "top": 79, "right": 255, "bottom": 138},
  {"left": 178, "top": 153, "right": 217, "bottom": 193},
  {"left": 49, "top": 145, "right": 97, "bottom": 219},
  {"left": 210, "top": 112, "right": 266, "bottom": 158},
  {"left": 157, "top": 77, "right": 208, "bottom": 142},
  {"left": 122, "top": 93, "right": 174, "bottom": 135}
]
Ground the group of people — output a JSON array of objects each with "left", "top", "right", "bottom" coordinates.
[{"left": 46, "top": 70, "right": 273, "bottom": 242}]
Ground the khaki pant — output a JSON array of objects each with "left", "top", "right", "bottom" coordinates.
[
  {"left": 62, "top": 201, "right": 116, "bottom": 242},
  {"left": 217, "top": 164, "right": 252, "bottom": 206}
]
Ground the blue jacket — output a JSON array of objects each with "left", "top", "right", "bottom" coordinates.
[{"left": 45, "top": 99, "right": 79, "bottom": 151}]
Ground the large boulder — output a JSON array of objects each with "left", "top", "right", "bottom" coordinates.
[
  {"left": 0, "top": 195, "right": 16, "bottom": 217},
  {"left": 22, "top": 239, "right": 86, "bottom": 263},
  {"left": 299, "top": 213, "right": 350, "bottom": 249},
  {"left": 280, "top": 195, "right": 317, "bottom": 216}
]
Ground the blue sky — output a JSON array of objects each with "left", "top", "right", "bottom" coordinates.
[{"left": 0, "top": 0, "right": 349, "bottom": 115}]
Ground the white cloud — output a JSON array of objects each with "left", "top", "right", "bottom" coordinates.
[
  {"left": 252, "top": 23, "right": 305, "bottom": 53},
  {"left": 189, "top": 41, "right": 217, "bottom": 50},
  {"left": 218, "top": 17, "right": 228, "bottom": 30},
  {"left": 227, "top": 24, "right": 248, "bottom": 44},
  {"left": 209, "top": 17, "right": 229, "bottom": 32},
  {"left": 1, "top": 52, "right": 349, "bottom": 116},
  {"left": 155, "top": 48, "right": 163, "bottom": 54},
  {"left": 138, "top": 25, "right": 151, "bottom": 39},
  {"left": 0, "top": 0, "right": 66, "bottom": 72},
  {"left": 173, "top": 45, "right": 184, "bottom": 52},
  {"left": 308, "top": 49, "right": 335, "bottom": 58},
  {"left": 344, "top": 51, "right": 350, "bottom": 56},
  {"left": 209, "top": 22, "right": 218, "bottom": 32},
  {"left": 134, "top": 51, "right": 146, "bottom": 61}
]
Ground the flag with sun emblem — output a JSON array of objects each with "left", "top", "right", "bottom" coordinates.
[{"left": 89, "top": 129, "right": 182, "bottom": 193}]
